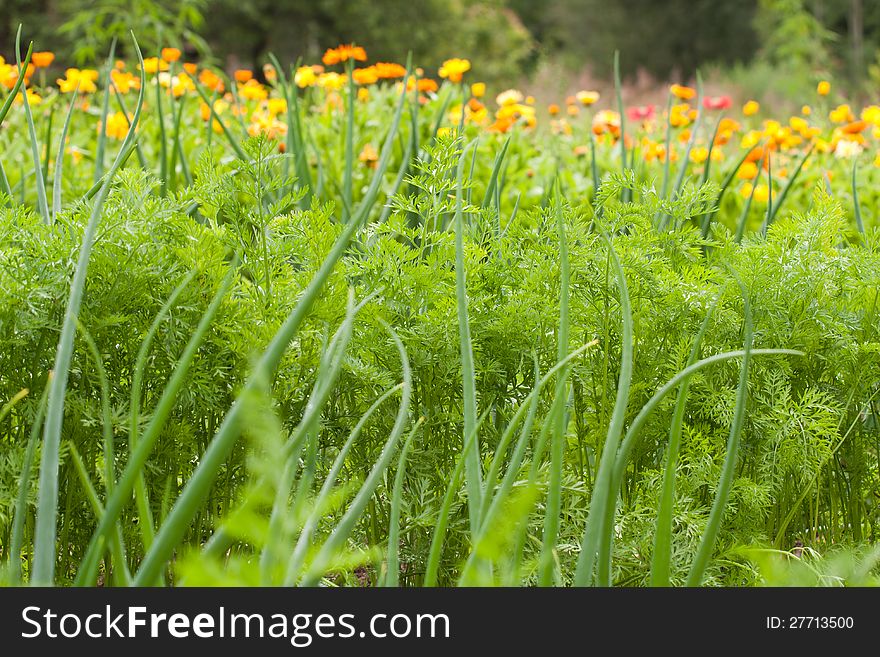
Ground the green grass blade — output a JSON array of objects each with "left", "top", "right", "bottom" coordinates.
[
  {"left": 613, "top": 50, "right": 628, "bottom": 203},
  {"left": 382, "top": 418, "right": 422, "bottom": 587},
  {"left": 52, "top": 88, "right": 79, "bottom": 223},
  {"left": 482, "top": 137, "right": 511, "bottom": 208},
  {"left": 538, "top": 184, "right": 570, "bottom": 586},
  {"left": 16, "top": 35, "right": 50, "bottom": 226},
  {"left": 0, "top": 34, "right": 32, "bottom": 128},
  {"left": 342, "top": 60, "right": 355, "bottom": 222},
  {"left": 687, "top": 283, "right": 754, "bottom": 586},
  {"left": 765, "top": 144, "right": 813, "bottom": 231},
  {"left": 660, "top": 93, "right": 674, "bottom": 199},
  {"left": 651, "top": 292, "right": 721, "bottom": 586},
  {"left": 454, "top": 139, "right": 483, "bottom": 533},
  {"left": 78, "top": 324, "right": 130, "bottom": 588},
  {"left": 8, "top": 383, "right": 47, "bottom": 584},
  {"left": 129, "top": 271, "right": 197, "bottom": 550},
  {"left": 424, "top": 408, "right": 490, "bottom": 587},
  {"left": 852, "top": 158, "right": 865, "bottom": 234},
  {"left": 574, "top": 231, "right": 633, "bottom": 587},
  {"left": 94, "top": 39, "right": 117, "bottom": 184}
]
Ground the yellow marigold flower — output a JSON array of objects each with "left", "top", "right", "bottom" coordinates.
[
  {"left": 267, "top": 98, "right": 287, "bottom": 115},
  {"left": 317, "top": 72, "right": 346, "bottom": 90},
  {"left": 801, "top": 105, "right": 811, "bottom": 116},
  {"left": 690, "top": 147, "right": 709, "bottom": 163},
  {"left": 670, "top": 83, "right": 696, "bottom": 100},
  {"left": 471, "top": 82, "right": 486, "bottom": 98},
  {"left": 817, "top": 80, "right": 831, "bottom": 96},
  {"left": 737, "top": 161, "right": 759, "bottom": 180},
  {"left": 161, "top": 47, "right": 182, "bottom": 63},
  {"left": 239, "top": 79, "right": 267, "bottom": 101},
  {"left": 262, "top": 63, "right": 277, "bottom": 82},
  {"left": 678, "top": 129, "right": 691, "bottom": 143},
  {"left": 374, "top": 62, "right": 406, "bottom": 79},
  {"left": 294, "top": 66, "right": 319, "bottom": 88},
  {"left": 740, "top": 182, "right": 769, "bottom": 203},
  {"left": 57, "top": 68, "right": 99, "bottom": 93},
  {"left": 874, "top": 152, "right": 880, "bottom": 168},
  {"left": 14, "top": 90, "right": 42, "bottom": 106},
  {"left": 576, "top": 90, "right": 599, "bottom": 106},
  {"left": 670, "top": 103, "right": 691, "bottom": 127},
  {"left": 200, "top": 98, "right": 228, "bottom": 122},
  {"left": 567, "top": 104, "right": 579, "bottom": 117},
  {"left": 436, "top": 126, "right": 452, "bottom": 138},
  {"left": 438, "top": 58, "right": 471, "bottom": 83},
  {"left": 789, "top": 116, "right": 809, "bottom": 134},
  {"left": 496, "top": 89, "right": 523, "bottom": 107},
  {"left": 525, "top": 95, "right": 535, "bottom": 105},
  {"left": 357, "top": 87, "right": 369, "bottom": 102},
  {"left": 743, "top": 100, "right": 759, "bottom": 116},
  {"left": 829, "top": 104, "right": 853, "bottom": 124},
  {"left": 172, "top": 73, "right": 195, "bottom": 97},
  {"left": 111, "top": 69, "right": 140, "bottom": 94},
  {"left": 234, "top": 69, "right": 253, "bottom": 83},
  {"left": 102, "top": 111, "right": 129, "bottom": 140},
  {"left": 861, "top": 105, "right": 880, "bottom": 126},
  {"left": 352, "top": 66, "right": 379, "bottom": 85},
  {"left": 358, "top": 143, "right": 379, "bottom": 168},
  {"left": 32, "top": 51, "right": 54, "bottom": 68},
  {"left": 141, "top": 57, "right": 169, "bottom": 74},
  {"left": 247, "top": 110, "right": 287, "bottom": 139},
  {"left": 322, "top": 44, "right": 367, "bottom": 66},
  {"left": 814, "top": 138, "right": 831, "bottom": 153},
  {"left": 592, "top": 109, "right": 620, "bottom": 136}
]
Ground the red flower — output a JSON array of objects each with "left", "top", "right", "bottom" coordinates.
[
  {"left": 626, "top": 105, "right": 655, "bottom": 122},
  {"left": 703, "top": 96, "right": 732, "bottom": 110}
]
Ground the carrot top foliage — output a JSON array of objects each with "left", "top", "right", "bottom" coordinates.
[{"left": 0, "top": 33, "right": 879, "bottom": 587}]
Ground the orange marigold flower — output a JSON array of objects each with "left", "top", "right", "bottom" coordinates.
[
  {"left": 352, "top": 66, "right": 379, "bottom": 85},
  {"left": 199, "top": 68, "right": 225, "bottom": 93},
  {"left": 842, "top": 120, "right": 868, "bottom": 134},
  {"left": 234, "top": 69, "right": 253, "bottom": 83},
  {"left": 32, "top": 51, "right": 55, "bottom": 68},
  {"left": 358, "top": 143, "right": 379, "bottom": 168},
  {"left": 374, "top": 62, "right": 406, "bottom": 79},
  {"left": 438, "top": 58, "right": 471, "bottom": 83},
  {"left": 670, "top": 83, "right": 696, "bottom": 100},
  {"left": 548, "top": 103, "right": 560, "bottom": 116},
  {"left": 407, "top": 77, "right": 439, "bottom": 94},
  {"left": 183, "top": 62, "right": 198, "bottom": 75},
  {"left": 161, "top": 47, "right": 182, "bottom": 63},
  {"left": 322, "top": 44, "right": 367, "bottom": 66}
]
